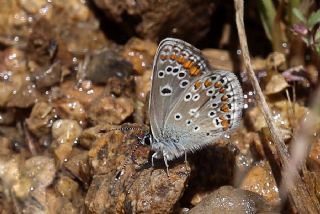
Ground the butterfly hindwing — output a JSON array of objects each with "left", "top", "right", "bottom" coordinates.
[{"left": 164, "top": 70, "right": 243, "bottom": 152}]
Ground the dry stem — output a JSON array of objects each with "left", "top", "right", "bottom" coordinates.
[{"left": 234, "top": 0, "right": 320, "bottom": 213}]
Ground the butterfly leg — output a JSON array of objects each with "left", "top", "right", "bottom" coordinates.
[
  {"left": 184, "top": 151, "right": 188, "bottom": 168},
  {"left": 151, "top": 152, "right": 157, "bottom": 167},
  {"left": 163, "top": 155, "right": 169, "bottom": 176}
]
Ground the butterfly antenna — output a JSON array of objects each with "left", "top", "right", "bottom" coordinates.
[
  {"left": 115, "top": 140, "right": 140, "bottom": 180},
  {"left": 109, "top": 126, "right": 149, "bottom": 180}
]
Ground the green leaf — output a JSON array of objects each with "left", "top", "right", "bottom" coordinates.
[
  {"left": 315, "top": 44, "right": 320, "bottom": 55},
  {"left": 315, "top": 27, "right": 320, "bottom": 42},
  {"left": 307, "top": 10, "right": 320, "bottom": 29},
  {"left": 292, "top": 8, "right": 306, "bottom": 23},
  {"left": 257, "top": 0, "right": 276, "bottom": 41}
]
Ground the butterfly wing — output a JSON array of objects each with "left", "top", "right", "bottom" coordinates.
[
  {"left": 149, "top": 38, "right": 210, "bottom": 141},
  {"left": 164, "top": 69, "right": 243, "bottom": 154}
]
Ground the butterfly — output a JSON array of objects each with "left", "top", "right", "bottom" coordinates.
[{"left": 147, "top": 38, "right": 244, "bottom": 171}]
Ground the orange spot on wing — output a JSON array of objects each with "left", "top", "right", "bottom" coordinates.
[
  {"left": 177, "top": 56, "right": 185, "bottom": 64},
  {"left": 214, "top": 81, "right": 223, "bottom": 88},
  {"left": 189, "top": 65, "right": 201, "bottom": 76},
  {"left": 183, "top": 60, "right": 193, "bottom": 69},
  {"left": 221, "top": 119, "right": 230, "bottom": 130},
  {"left": 220, "top": 103, "right": 229, "bottom": 112},
  {"left": 194, "top": 80, "right": 202, "bottom": 90},
  {"left": 221, "top": 95, "right": 228, "bottom": 101},
  {"left": 160, "top": 55, "right": 167, "bottom": 60},
  {"left": 204, "top": 79, "right": 212, "bottom": 88},
  {"left": 170, "top": 54, "right": 177, "bottom": 60},
  {"left": 219, "top": 88, "right": 225, "bottom": 93}
]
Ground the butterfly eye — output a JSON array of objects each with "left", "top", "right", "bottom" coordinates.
[{"left": 193, "top": 126, "right": 200, "bottom": 132}]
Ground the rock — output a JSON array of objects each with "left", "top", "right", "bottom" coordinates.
[
  {"left": 59, "top": 80, "right": 104, "bottom": 107},
  {"left": 0, "top": 48, "right": 30, "bottom": 107},
  {"left": 92, "top": 0, "right": 214, "bottom": 43},
  {"left": 52, "top": 119, "right": 82, "bottom": 161},
  {"left": 63, "top": 149, "right": 90, "bottom": 185},
  {"left": 32, "top": 61, "right": 62, "bottom": 89},
  {"left": 85, "top": 123, "right": 190, "bottom": 213},
  {"left": 79, "top": 123, "right": 122, "bottom": 149},
  {"left": 0, "top": 155, "right": 56, "bottom": 201},
  {"left": 0, "top": 155, "right": 21, "bottom": 193},
  {"left": 26, "top": 102, "right": 56, "bottom": 137},
  {"left": 240, "top": 161, "right": 281, "bottom": 207},
  {"left": 202, "top": 49, "right": 233, "bottom": 71},
  {"left": 85, "top": 49, "right": 132, "bottom": 84},
  {"left": 263, "top": 73, "right": 289, "bottom": 95},
  {"left": 122, "top": 37, "right": 157, "bottom": 75},
  {"left": 54, "top": 99, "right": 86, "bottom": 123},
  {"left": 189, "top": 186, "right": 278, "bottom": 214},
  {"left": 0, "top": 137, "right": 12, "bottom": 156},
  {"left": 308, "top": 138, "right": 320, "bottom": 171},
  {"left": 0, "top": 108, "right": 16, "bottom": 125},
  {"left": 6, "top": 82, "right": 41, "bottom": 108},
  {"left": 19, "top": 0, "right": 47, "bottom": 14},
  {"left": 55, "top": 175, "right": 79, "bottom": 200},
  {"left": 88, "top": 96, "right": 134, "bottom": 125}
]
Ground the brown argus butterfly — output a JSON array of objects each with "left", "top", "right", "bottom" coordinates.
[{"left": 148, "top": 38, "right": 244, "bottom": 171}]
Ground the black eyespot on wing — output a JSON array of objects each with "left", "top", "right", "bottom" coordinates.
[
  {"left": 173, "top": 68, "right": 179, "bottom": 73},
  {"left": 161, "top": 88, "right": 172, "bottom": 94}
]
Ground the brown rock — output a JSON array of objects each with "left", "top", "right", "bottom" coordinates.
[
  {"left": 93, "top": 0, "right": 214, "bottom": 43},
  {"left": 59, "top": 80, "right": 104, "bottom": 107},
  {"left": 240, "top": 161, "right": 281, "bottom": 207},
  {"left": 308, "top": 138, "right": 320, "bottom": 171},
  {"left": 51, "top": 119, "right": 82, "bottom": 161},
  {"left": 55, "top": 175, "right": 79, "bottom": 200},
  {"left": 263, "top": 73, "right": 289, "bottom": 95},
  {"left": 122, "top": 38, "right": 157, "bottom": 75},
  {"left": 202, "top": 49, "right": 233, "bottom": 71},
  {"left": 26, "top": 101, "right": 56, "bottom": 137},
  {"left": 189, "top": 186, "right": 278, "bottom": 214},
  {"left": 85, "top": 123, "right": 190, "bottom": 213},
  {"left": 54, "top": 99, "right": 86, "bottom": 123},
  {"left": 32, "top": 61, "right": 62, "bottom": 89},
  {"left": 88, "top": 96, "right": 134, "bottom": 125},
  {"left": 64, "top": 149, "right": 90, "bottom": 185},
  {"left": 85, "top": 48, "right": 133, "bottom": 84}
]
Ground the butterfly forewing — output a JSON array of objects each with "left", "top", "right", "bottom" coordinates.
[{"left": 149, "top": 38, "right": 210, "bottom": 141}]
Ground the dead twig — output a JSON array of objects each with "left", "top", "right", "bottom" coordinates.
[{"left": 234, "top": 0, "right": 320, "bottom": 213}]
